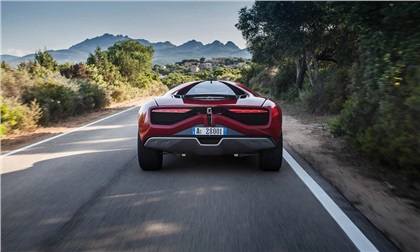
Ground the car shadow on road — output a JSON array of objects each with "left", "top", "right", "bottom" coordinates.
[{"left": 161, "top": 153, "right": 261, "bottom": 173}]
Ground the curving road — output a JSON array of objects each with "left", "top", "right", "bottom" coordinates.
[{"left": 1, "top": 106, "right": 398, "bottom": 251}]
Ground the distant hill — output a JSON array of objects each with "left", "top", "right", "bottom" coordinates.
[
  {"left": 1, "top": 54, "right": 19, "bottom": 62},
  {"left": 2, "top": 33, "right": 250, "bottom": 66}
]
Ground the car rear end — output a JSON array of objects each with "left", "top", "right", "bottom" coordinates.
[{"left": 138, "top": 81, "right": 282, "bottom": 171}]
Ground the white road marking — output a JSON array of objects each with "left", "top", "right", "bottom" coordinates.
[
  {"left": 283, "top": 149, "right": 378, "bottom": 252},
  {"left": 1, "top": 106, "right": 139, "bottom": 158}
]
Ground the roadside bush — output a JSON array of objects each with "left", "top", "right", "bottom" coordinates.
[
  {"left": 321, "top": 67, "right": 352, "bottom": 114},
  {"left": 22, "top": 81, "right": 78, "bottom": 125},
  {"left": 248, "top": 67, "right": 277, "bottom": 89},
  {"left": 77, "top": 80, "right": 111, "bottom": 110},
  {"left": 246, "top": 65, "right": 296, "bottom": 98},
  {"left": 272, "top": 63, "right": 295, "bottom": 98},
  {"left": 297, "top": 88, "right": 319, "bottom": 113},
  {"left": 108, "top": 85, "right": 141, "bottom": 102},
  {"left": 1, "top": 97, "right": 42, "bottom": 136},
  {"left": 251, "top": 85, "right": 269, "bottom": 95},
  {"left": 294, "top": 67, "right": 352, "bottom": 114},
  {"left": 279, "top": 85, "right": 299, "bottom": 102},
  {"left": 1, "top": 66, "right": 34, "bottom": 99},
  {"left": 240, "top": 64, "right": 264, "bottom": 86},
  {"left": 21, "top": 77, "right": 116, "bottom": 125},
  {"left": 108, "top": 86, "right": 127, "bottom": 102},
  {"left": 330, "top": 65, "right": 420, "bottom": 177},
  {"left": 142, "top": 80, "right": 169, "bottom": 97}
]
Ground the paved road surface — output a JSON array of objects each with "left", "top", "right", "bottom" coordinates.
[{"left": 1, "top": 106, "right": 398, "bottom": 251}]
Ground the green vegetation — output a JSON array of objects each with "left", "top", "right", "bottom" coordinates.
[
  {"left": 161, "top": 73, "right": 197, "bottom": 89},
  {"left": 157, "top": 57, "right": 250, "bottom": 88},
  {"left": 1, "top": 97, "right": 42, "bottom": 137},
  {"left": 18, "top": 49, "right": 59, "bottom": 78},
  {"left": 237, "top": 2, "right": 420, "bottom": 176},
  {"left": 1, "top": 40, "right": 168, "bottom": 136}
]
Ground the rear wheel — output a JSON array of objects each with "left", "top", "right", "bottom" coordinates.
[
  {"left": 137, "top": 134, "right": 162, "bottom": 171},
  {"left": 259, "top": 134, "right": 283, "bottom": 171}
]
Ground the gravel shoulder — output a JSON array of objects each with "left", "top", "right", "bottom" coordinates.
[
  {"left": 2, "top": 97, "right": 419, "bottom": 251},
  {"left": 281, "top": 101, "right": 420, "bottom": 252}
]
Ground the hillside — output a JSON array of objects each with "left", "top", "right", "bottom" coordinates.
[{"left": 2, "top": 33, "right": 250, "bottom": 66}]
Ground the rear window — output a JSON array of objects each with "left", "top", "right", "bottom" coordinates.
[{"left": 185, "top": 81, "right": 236, "bottom": 96}]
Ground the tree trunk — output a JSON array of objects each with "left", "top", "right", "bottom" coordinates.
[
  {"left": 306, "top": 48, "right": 326, "bottom": 108},
  {"left": 305, "top": 50, "right": 315, "bottom": 87},
  {"left": 295, "top": 58, "right": 306, "bottom": 90}
]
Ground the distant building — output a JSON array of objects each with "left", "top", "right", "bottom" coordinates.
[
  {"left": 190, "top": 65, "right": 200, "bottom": 73},
  {"left": 184, "top": 61, "right": 197, "bottom": 67},
  {"left": 212, "top": 57, "right": 225, "bottom": 64},
  {"left": 199, "top": 62, "right": 212, "bottom": 69}
]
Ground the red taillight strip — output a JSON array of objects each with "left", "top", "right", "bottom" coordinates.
[
  {"left": 152, "top": 108, "right": 192, "bottom": 113},
  {"left": 228, "top": 109, "right": 268, "bottom": 114}
]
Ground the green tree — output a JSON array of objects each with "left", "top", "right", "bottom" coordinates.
[
  {"left": 236, "top": 2, "right": 353, "bottom": 100},
  {"left": 34, "top": 48, "right": 58, "bottom": 71},
  {"left": 86, "top": 47, "right": 124, "bottom": 85},
  {"left": 330, "top": 2, "right": 420, "bottom": 174},
  {"left": 107, "top": 40, "right": 154, "bottom": 88},
  {"left": 18, "top": 60, "right": 51, "bottom": 78}
]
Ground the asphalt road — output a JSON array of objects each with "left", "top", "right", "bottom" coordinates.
[{"left": 1, "top": 106, "right": 398, "bottom": 251}]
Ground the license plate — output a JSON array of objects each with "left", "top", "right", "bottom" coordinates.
[{"left": 193, "top": 127, "right": 226, "bottom": 136}]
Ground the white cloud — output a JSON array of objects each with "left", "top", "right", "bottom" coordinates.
[{"left": 1, "top": 49, "right": 34, "bottom": 57}]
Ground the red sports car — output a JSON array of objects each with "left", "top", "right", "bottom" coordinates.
[{"left": 137, "top": 80, "right": 282, "bottom": 171}]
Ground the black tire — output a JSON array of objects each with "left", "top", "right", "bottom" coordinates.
[
  {"left": 137, "top": 134, "right": 162, "bottom": 171},
  {"left": 259, "top": 134, "right": 283, "bottom": 171}
]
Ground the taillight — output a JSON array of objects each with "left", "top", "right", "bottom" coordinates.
[
  {"left": 228, "top": 108, "right": 268, "bottom": 114},
  {"left": 152, "top": 108, "right": 192, "bottom": 113}
]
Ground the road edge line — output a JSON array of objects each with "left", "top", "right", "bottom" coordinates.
[
  {"left": 283, "top": 149, "right": 378, "bottom": 252},
  {"left": 1, "top": 106, "right": 139, "bottom": 158}
]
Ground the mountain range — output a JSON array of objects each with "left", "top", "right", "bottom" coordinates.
[{"left": 2, "top": 33, "right": 250, "bottom": 66}]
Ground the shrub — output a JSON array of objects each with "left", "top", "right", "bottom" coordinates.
[
  {"left": 240, "top": 64, "right": 264, "bottom": 86},
  {"left": 60, "top": 63, "right": 89, "bottom": 80},
  {"left": 1, "top": 67, "right": 34, "bottom": 99},
  {"left": 1, "top": 97, "right": 42, "bottom": 137},
  {"left": 297, "top": 88, "right": 318, "bottom": 113},
  {"left": 142, "top": 80, "right": 169, "bottom": 97},
  {"left": 272, "top": 63, "right": 295, "bottom": 98},
  {"left": 77, "top": 80, "right": 111, "bottom": 110},
  {"left": 22, "top": 81, "right": 77, "bottom": 125},
  {"left": 279, "top": 85, "right": 299, "bottom": 102},
  {"left": 109, "top": 86, "right": 127, "bottom": 102},
  {"left": 330, "top": 66, "right": 420, "bottom": 176},
  {"left": 321, "top": 67, "right": 352, "bottom": 114}
]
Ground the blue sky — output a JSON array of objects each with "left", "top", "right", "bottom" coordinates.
[{"left": 1, "top": 1, "right": 253, "bottom": 56}]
